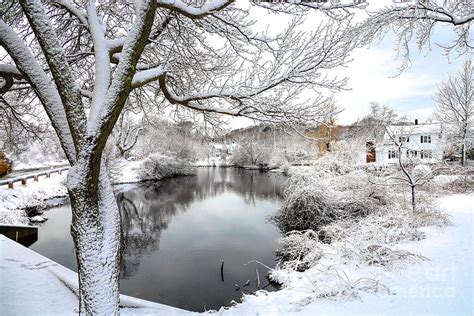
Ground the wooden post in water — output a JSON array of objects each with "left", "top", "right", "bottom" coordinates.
[
  {"left": 46, "top": 172, "right": 50, "bottom": 178},
  {"left": 8, "top": 181, "right": 13, "bottom": 189},
  {"left": 34, "top": 175, "right": 39, "bottom": 182},
  {"left": 21, "top": 178, "right": 27, "bottom": 186},
  {"left": 220, "top": 260, "right": 225, "bottom": 282}
]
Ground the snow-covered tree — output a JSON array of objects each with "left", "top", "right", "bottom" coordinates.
[
  {"left": 362, "top": 0, "right": 473, "bottom": 70},
  {"left": 230, "top": 129, "right": 272, "bottom": 166},
  {"left": 114, "top": 111, "right": 142, "bottom": 158},
  {"left": 435, "top": 59, "right": 474, "bottom": 166},
  {"left": 0, "top": 0, "right": 363, "bottom": 313},
  {"left": 0, "top": 94, "right": 48, "bottom": 152},
  {"left": 384, "top": 126, "right": 444, "bottom": 213}
]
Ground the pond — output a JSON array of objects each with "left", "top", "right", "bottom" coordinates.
[{"left": 29, "top": 168, "right": 286, "bottom": 312}]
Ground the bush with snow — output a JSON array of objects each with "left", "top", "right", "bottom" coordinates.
[
  {"left": 273, "top": 172, "right": 385, "bottom": 232},
  {"left": 268, "top": 151, "right": 289, "bottom": 169},
  {"left": 138, "top": 153, "right": 195, "bottom": 181},
  {"left": 273, "top": 164, "right": 452, "bottom": 281}
]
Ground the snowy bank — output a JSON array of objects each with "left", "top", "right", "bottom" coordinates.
[
  {"left": 0, "top": 235, "right": 191, "bottom": 315},
  {"left": 0, "top": 157, "right": 195, "bottom": 225},
  {"left": 0, "top": 173, "right": 67, "bottom": 225},
  {"left": 220, "top": 194, "right": 474, "bottom": 315}
]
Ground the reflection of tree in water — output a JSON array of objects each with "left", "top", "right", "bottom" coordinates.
[{"left": 117, "top": 168, "right": 286, "bottom": 278}]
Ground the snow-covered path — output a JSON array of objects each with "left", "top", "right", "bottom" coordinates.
[
  {"left": 0, "top": 235, "right": 191, "bottom": 315},
  {"left": 221, "top": 194, "right": 474, "bottom": 315}
]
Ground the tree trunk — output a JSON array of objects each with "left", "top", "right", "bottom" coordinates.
[
  {"left": 68, "top": 164, "right": 122, "bottom": 314},
  {"left": 411, "top": 185, "right": 416, "bottom": 213},
  {"left": 461, "top": 142, "right": 466, "bottom": 166}
]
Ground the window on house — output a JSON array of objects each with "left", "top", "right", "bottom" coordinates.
[
  {"left": 399, "top": 136, "right": 409, "bottom": 143},
  {"left": 408, "top": 150, "right": 418, "bottom": 157},
  {"left": 388, "top": 150, "right": 398, "bottom": 159},
  {"left": 420, "top": 135, "right": 431, "bottom": 143},
  {"left": 421, "top": 150, "right": 433, "bottom": 159}
]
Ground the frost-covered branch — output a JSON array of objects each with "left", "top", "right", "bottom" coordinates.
[
  {"left": 19, "top": 0, "right": 87, "bottom": 151},
  {"left": 156, "top": 0, "right": 234, "bottom": 19},
  {"left": 131, "top": 66, "right": 166, "bottom": 89},
  {"left": 0, "top": 19, "right": 76, "bottom": 161},
  {"left": 86, "top": 1, "right": 110, "bottom": 123},
  {"left": 254, "top": 0, "right": 368, "bottom": 19},
  {"left": 361, "top": 0, "right": 473, "bottom": 70},
  {"left": 435, "top": 58, "right": 474, "bottom": 166},
  {"left": 88, "top": 0, "right": 157, "bottom": 152},
  {"left": 50, "top": 0, "right": 89, "bottom": 27}
]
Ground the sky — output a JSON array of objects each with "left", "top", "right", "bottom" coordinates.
[
  {"left": 228, "top": 0, "right": 471, "bottom": 129},
  {"left": 335, "top": 27, "right": 468, "bottom": 125}
]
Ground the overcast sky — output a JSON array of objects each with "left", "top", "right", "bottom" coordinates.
[
  {"left": 335, "top": 26, "right": 467, "bottom": 125},
  {"left": 228, "top": 0, "right": 469, "bottom": 129}
]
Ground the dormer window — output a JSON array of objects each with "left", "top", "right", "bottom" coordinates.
[{"left": 420, "top": 135, "right": 431, "bottom": 143}]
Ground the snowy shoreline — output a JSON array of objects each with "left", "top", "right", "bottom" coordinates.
[
  {"left": 0, "top": 193, "right": 472, "bottom": 314},
  {"left": 218, "top": 193, "right": 474, "bottom": 315},
  {"left": 0, "top": 158, "right": 200, "bottom": 226}
]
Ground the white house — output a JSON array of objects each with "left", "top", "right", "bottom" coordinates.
[{"left": 372, "top": 122, "right": 446, "bottom": 165}]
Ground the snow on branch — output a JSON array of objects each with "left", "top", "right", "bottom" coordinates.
[
  {"left": 0, "top": 19, "right": 76, "bottom": 161},
  {"left": 361, "top": 0, "right": 473, "bottom": 70},
  {"left": 156, "top": 0, "right": 234, "bottom": 19},
  {"left": 131, "top": 66, "right": 166, "bottom": 89},
  {"left": 89, "top": 0, "right": 158, "bottom": 150},
  {"left": 49, "top": 0, "right": 89, "bottom": 27},
  {"left": 253, "top": 0, "right": 368, "bottom": 19},
  {"left": 384, "top": 0, "right": 474, "bottom": 26},
  {"left": 20, "top": 0, "right": 87, "bottom": 150},
  {"left": 87, "top": 1, "right": 111, "bottom": 123},
  {"left": 154, "top": 17, "right": 355, "bottom": 128}
]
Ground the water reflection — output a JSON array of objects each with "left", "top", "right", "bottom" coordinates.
[{"left": 31, "top": 168, "right": 286, "bottom": 312}]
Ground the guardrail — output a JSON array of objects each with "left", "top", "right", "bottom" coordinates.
[{"left": 0, "top": 167, "right": 70, "bottom": 189}]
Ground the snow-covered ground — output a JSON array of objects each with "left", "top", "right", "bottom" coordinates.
[
  {"left": 220, "top": 194, "right": 474, "bottom": 315},
  {"left": 0, "top": 235, "right": 190, "bottom": 315},
  {"left": 0, "top": 173, "right": 67, "bottom": 225}
]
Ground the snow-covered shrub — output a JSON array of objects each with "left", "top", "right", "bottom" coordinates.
[
  {"left": 280, "top": 163, "right": 290, "bottom": 176},
  {"left": 273, "top": 176, "right": 337, "bottom": 232},
  {"left": 413, "top": 164, "right": 432, "bottom": 178},
  {"left": 273, "top": 173, "right": 384, "bottom": 232},
  {"left": 138, "top": 153, "right": 195, "bottom": 181},
  {"left": 269, "top": 151, "right": 289, "bottom": 169},
  {"left": 313, "top": 139, "right": 364, "bottom": 175},
  {"left": 362, "top": 245, "right": 426, "bottom": 267},
  {"left": 277, "top": 230, "right": 323, "bottom": 271}
]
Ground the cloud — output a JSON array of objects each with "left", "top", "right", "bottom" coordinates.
[{"left": 334, "top": 46, "right": 440, "bottom": 124}]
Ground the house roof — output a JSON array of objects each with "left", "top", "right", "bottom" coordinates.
[{"left": 386, "top": 123, "right": 442, "bottom": 136}]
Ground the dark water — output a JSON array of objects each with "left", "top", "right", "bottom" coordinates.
[{"left": 29, "top": 168, "right": 286, "bottom": 312}]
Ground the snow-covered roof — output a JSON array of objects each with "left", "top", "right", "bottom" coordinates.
[{"left": 385, "top": 123, "right": 442, "bottom": 136}]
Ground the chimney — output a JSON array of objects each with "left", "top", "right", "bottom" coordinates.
[{"left": 415, "top": 119, "right": 418, "bottom": 125}]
